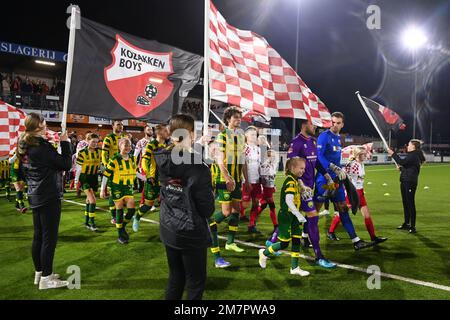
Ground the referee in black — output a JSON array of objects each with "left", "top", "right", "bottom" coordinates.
[{"left": 388, "top": 139, "right": 425, "bottom": 234}]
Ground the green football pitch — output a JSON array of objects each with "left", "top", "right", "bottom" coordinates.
[{"left": 1, "top": 163, "right": 449, "bottom": 300}]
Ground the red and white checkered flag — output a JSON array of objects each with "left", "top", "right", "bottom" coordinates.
[
  {"left": 209, "top": 1, "right": 331, "bottom": 127},
  {"left": 0, "top": 101, "right": 26, "bottom": 160}
]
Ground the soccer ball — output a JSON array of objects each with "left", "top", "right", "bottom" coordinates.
[{"left": 145, "top": 83, "right": 158, "bottom": 99}]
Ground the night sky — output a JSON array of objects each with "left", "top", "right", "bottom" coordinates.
[{"left": 2, "top": 0, "right": 449, "bottom": 145}]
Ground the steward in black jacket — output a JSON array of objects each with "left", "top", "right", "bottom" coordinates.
[
  {"left": 20, "top": 137, "right": 72, "bottom": 209},
  {"left": 391, "top": 149, "right": 425, "bottom": 184},
  {"left": 155, "top": 145, "right": 215, "bottom": 250},
  {"left": 389, "top": 141, "right": 425, "bottom": 233}
]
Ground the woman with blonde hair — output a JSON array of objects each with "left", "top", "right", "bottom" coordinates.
[
  {"left": 258, "top": 157, "right": 310, "bottom": 277},
  {"left": 328, "top": 146, "right": 387, "bottom": 243}
]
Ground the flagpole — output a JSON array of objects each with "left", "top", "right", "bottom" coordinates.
[
  {"left": 61, "top": 5, "right": 78, "bottom": 134},
  {"left": 388, "top": 130, "right": 391, "bottom": 148},
  {"left": 203, "top": 0, "right": 210, "bottom": 139},
  {"left": 292, "top": 0, "right": 300, "bottom": 140}
]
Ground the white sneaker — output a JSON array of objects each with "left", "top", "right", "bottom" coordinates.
[
  {"left": 319, "top": 210, "right": 330, "bottom": 217},
  {"left": 34, "top": 271, "right": 42, "bottom": 285},
  {"left": 39, "top": 275, "right": 68, "bottom": 290},
  {"left": 290, "top": 267, "right": 310, "bottom": 277},
  {"left": 150, "top": 206, "right": 157, "bottom": 212},
  {"left": 34, "top": 272, "right": 60, "bottom": 285},
  {"left": 258, "top": 249, "right": 268, "bottom": 269}
]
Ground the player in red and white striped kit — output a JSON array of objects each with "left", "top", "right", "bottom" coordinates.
[
  {"left": 258, "top": 149, "right": 279, "bottom": 234},
  {"left": 327, "top": 146, "right": 387, "bottom": 244},
  {"left": 240, "top": 126, "right": 263, "bottom": 233}
]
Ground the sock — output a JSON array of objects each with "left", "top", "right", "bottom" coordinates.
[
  {"left": 213, "top": 211, "right": 227, "bottom": 224},
  {"left": 137, "top": 204, "right": 151, "bottom": 220},
  {"left": 365, "top": 217, "right": 376, "bottom": 240},
  {"left": 89, "top": 203, "right": 96, "bottom": 224},
  {"left": 329, "top": 215, "right": 341, "bottom": 233},
  {"left": 268, "top": 202, "right": 278, "bottom": 226},
  {"left": 227, "top": 212, "right": 239, "bottom": 244},
  {"left": 84, "top": 211, "right": 89, "bottom": 225},
  {"left": 339, "top": 211, "right": 357, "bottom": 240},
  {"left": 116, "top": 209, "right": 124, "bottom": 235},
  {"left": 258, "top": 201, "right": 267, "bottom": 215},
  {"left": 249, "top": 204, "right": 258, "bottom": 227},
  {"left": 307, "top": 216, "right": 324, "bottom": 260},
  {"left": 124, "top": 208, "right": 135, "bottom": 225},
  {"left": 109, "top": 196, "right": 116, "bottom": 219},
  {"left": 6, "top": 185, "right": 10, "bottom": 197},
  {"left": 209, "top": 219, "right": 221, "bottom": 258},
  {"left": 240, "top": 202, "right": 246, "bottom": 218},
  {"left": 302, "top": 221, "right": 309, "bottom": 236},
  {"left": 269, "top": 225, "right": 279, "bottom": 243},
  {"left": 291, "top": 236, "right": 301, "bottom": 269},
  {"left": 16, "top": 190, "right": 23, "bottom": 205},
  {"left": 263, "top": 241, "right": 282, "bottom": 256}
]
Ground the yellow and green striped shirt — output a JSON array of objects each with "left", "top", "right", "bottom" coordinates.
[
  {"left": 141, "top": 139, "right": 167, "bottom": 180},
  {"left": 211, "top": 162, "right": 220, "bottom": 187},
  {"left": 280, "top": 173, "right": 301, "bottom": 215},
  {"left": 76, "top": 148, "right": 101, "bottom": 175},
  {"left": 216, "top": 129, "right": 245, "bottom": 183},
  {"left": 0, "top": 159, "right": 10, "bottom": 180},
  {"left": 101, "top": 132, "right": 127, "bottom": 166},
  {"left": 103, "top": 154, "right": 138, "bottom": 186}
]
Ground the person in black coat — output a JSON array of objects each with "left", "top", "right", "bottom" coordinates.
[
  {"left": 154, "top": 114, "right": 215, "bottom": 300},
  {"left": 388, "top": 139, "right": 425, "bottom": 233},
  {"left": 17, "top": 113, "right": 72, "bottom": 289}
]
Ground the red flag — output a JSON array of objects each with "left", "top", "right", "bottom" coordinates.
[
  {"left": 0, "top": 101, "right": 26, "bottom": 160},
  {"left": 209, "top": 1, "right": 331, "bottom": 127},
  {"left": 360, "top": 95, "right": 407, "bottom": 137}
]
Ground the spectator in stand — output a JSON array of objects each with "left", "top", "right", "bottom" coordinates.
[
  {"left": 2, "top": 75, "right": 11, "bottom": 99},
  {"left": 12, "top": 76, "right": 21, "bottom": 93}
]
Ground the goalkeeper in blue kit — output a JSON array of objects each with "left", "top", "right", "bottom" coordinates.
[{"left": 314, "top": 112, "right": 375, "bottom": 250}]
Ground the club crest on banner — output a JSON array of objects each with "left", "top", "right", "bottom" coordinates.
[{"left": 104, "top": 35, "right": 174, "bottom": 117}]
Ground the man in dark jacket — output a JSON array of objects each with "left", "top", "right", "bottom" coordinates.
[
  {"left": 388, "top": 139, "right": 425, "bottom": 233},
  {"left": 155, "top": 114, "right": 215, "bottom": 300}
]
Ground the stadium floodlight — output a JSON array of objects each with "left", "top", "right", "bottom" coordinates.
[
  {"left": 35, "top": 60, "right": 56, "bottom": 66},
  {"left": 402, "top": 26, "right": 427, "bottom": 50}
]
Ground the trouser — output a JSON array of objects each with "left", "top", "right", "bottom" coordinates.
[
  {"left": 165, "top": 245, "right": 207, "bottom": 300},
  {"left": 32, "top": 200, "right": 62, "bottom": 277},
  {"left": 400, "top": 181, "right": 417, "bottom": 228}
]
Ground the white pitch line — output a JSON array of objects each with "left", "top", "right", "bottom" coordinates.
[
  {"left": 366, "top": 164, "right": 450, "bottom": 172},
  {"left": 63, "top": 199, "right": 450, "bottom": 293}
]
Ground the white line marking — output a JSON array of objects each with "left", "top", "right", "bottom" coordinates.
[
  {"left": 366, "top": 164, "right": 450, "bottom": 172},
  {"left": 63, "top": 199, "right": 450, "bottom": 293}
]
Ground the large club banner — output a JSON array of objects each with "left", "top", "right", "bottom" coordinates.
[{"left": 68, "top": 18, "right": 203, "bottom": 121}]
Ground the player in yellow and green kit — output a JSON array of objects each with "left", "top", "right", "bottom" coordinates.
[
  {"left": 101, "top": 137, "right": 138, "bottom": 244},
  {"left": 101, "top": 120, "right": 126, "bottom": 224},
  {"left": 0, "top": 158, "right": 11, "bottom": 201},
  {"left": 9, "top": 152, "right": 27, "bottom": 213},
  {"left": 209, "top": 106, "right": 250, "bottom": 268},
  {"left": 132, "top": 124, "right": 170, "bottom": 232},
  {"left": 75, "top": 133, "right": 101, "bottom": 231},
  {"left": 258, "top": 157, "right": 311, "bottom": 277}
]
